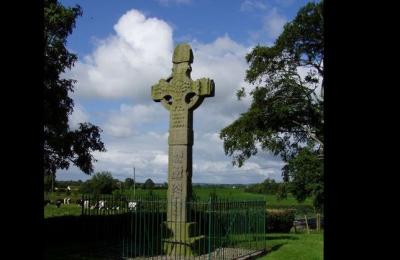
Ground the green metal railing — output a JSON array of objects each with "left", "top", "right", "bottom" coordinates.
[{"left": 80, "top": 194, "right": 266, "bottom": 259}]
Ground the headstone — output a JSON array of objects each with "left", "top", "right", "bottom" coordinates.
[{"left": 151, "top": 43, "right": 214, "bottom": 256}]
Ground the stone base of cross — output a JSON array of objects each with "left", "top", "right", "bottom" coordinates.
[
  {"left": 151, "top": 43, "right": 214, "bottom": 256},
  {"left": 162, "top": 222, "right": 206, "bottom": 256}
]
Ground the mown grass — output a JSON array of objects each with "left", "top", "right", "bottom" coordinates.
[
  {"left": 259, "top": 231, "right": 324, "bottom": 260},
  {"left": 46, "top": 187, "right": 312, "bottom": 205},
  {"left": 119, "top": 187, "right": 312, "bottom": 205},
  {"left": 44, "top": 203, "right": 82, "bottom": 218}
]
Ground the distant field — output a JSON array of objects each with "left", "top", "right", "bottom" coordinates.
[
  {"left": 44, "top": 187, "right": 315, "bottom": 218},
  {"left": 45, "top": 192, "right": 81, "bottom": 202},
  {"left": 118, "top": 187, "right": 312, "bottom": 204}
]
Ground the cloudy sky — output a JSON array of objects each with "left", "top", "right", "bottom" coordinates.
[{"left": 57, "top": 0, "right": 314, "bottom": 184}]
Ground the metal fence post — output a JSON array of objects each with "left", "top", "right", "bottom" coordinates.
[{"left": 208, "top": 196, "right": 212, "bottom": 260}]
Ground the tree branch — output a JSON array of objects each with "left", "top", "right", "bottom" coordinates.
[{"left": 292, "top": 120, "right": 324, "bottom": 147}]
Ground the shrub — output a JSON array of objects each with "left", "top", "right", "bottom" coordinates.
[
  {"left": 266, "top": 208, "right": 295, "bottom": 233},
  {"left": 266, "top": 204, "right": 316, "bottom": 217}
]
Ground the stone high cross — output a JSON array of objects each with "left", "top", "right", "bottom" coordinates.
[{"left": 151, "top": 43, "right": 214, "bottom": 255}]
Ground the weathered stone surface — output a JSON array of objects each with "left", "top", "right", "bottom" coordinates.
[{"left": 151, "top": 43, "right": 214, "bottom": 256}]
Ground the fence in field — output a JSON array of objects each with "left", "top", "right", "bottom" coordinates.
[
  {"left": 75, "top": 194, "right": 267, "bottom": 259},
  {"left": 293, "top": 214, "right": 324, "bottom": 232}
]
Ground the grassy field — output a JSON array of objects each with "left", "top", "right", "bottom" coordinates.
[
  {"left": 44, "top": 203, "right": 82, "bottom": 218},
  {"left": 118, "top": 187, "right": 313, "bottom": 205},
  {"left": 44, "top": 187, "right": 315, "bottom": 218},
  {"left": 260, "top": 231, "right": 323, "bottom": 260},
  {"left": 46, "top": 187, "right": 313, "bottom": 204}
]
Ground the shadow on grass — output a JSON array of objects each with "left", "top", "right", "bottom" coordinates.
[
  {"left": 269, "top": 243, "right": 285, "bottom": 252},
  {"left": 264, "top": 234, "right": 299, "bottom": 257}
]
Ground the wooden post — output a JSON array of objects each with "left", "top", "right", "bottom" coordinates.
[
  {"left": 304, "top": 215, "right": 310, "bottom": 234},
  {"left": 316, "top": 213, "right": 320, "bottom": 231}
]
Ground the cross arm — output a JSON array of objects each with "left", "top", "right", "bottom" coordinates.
[
  {"left": 193, "top": 78, "right": 215, "bottom": 97},
  {"left": 151, "top": 79, "right": 170, "bottom": 102},
  {"left": 186, "top": 78, "right": 215, "bottom": 111}
]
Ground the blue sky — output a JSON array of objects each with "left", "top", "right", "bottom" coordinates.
[{"left": 57, "top": 0, "right": 316, "bottom": 183}]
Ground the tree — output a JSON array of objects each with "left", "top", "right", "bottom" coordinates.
[
  {"left": 261, "top": 178, "right": 280, "bottom": 194},
  {"left": 124, "top": 178, "right": 135, "bottom": 189},
  {"left": 220, "top": 1, "right": 323, "bottom": 209},
  {"left": 245, "top": 178, "right": 282, "bottom": 195},
  {"left": 143, "top": 178, "right": 155, "bottom": 190},
  {"left": 284, "top": 147, "right": 323, "bottom": 208},
  {"left": 44, "top": 0, "right": 106, "bottom": 181},
  {"left": 80, "top": 172, "right": 118, "bottom": 195},
  {"left": 44, "top": 174, "right": 53, "bottom": 192}
]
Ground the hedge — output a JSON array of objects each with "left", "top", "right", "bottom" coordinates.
[{"left": 266, "top": 208, "right": 296, "bottom": 233}]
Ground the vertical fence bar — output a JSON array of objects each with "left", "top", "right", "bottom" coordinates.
[
  {"left": 122, "top": 197, "right": 125, "bottom": 258},
  {"left": 174, "top": 198, "right": 177, "bottom": 260},
  {"left": 160, "top": 199, "right": 163, "bottom": 258},
  {"left": 208, "top": 197, "right": 211, "bottom": 260},
  {"left": 77, "top": 195, "right": 269, "bottom": 259},
  {"left": 155, "top": 199, "right": 158, "bottom": 256},
  {"left": 144, "top": 200, "right": 147, "bottom": 257},
  {"left": 81, "top": 194, "right": 84, "bottom": 216},
  {"left": 151, "top": 199, "right": 154, "bottom": 256}
]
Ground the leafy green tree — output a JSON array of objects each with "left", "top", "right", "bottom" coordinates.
[
  {"left": 245, "top": 178, "right": 282, "bottom": 195},
  {"left": 220, "top": 1, "right": 323, "bottom": 209},
  {"left": 143, "top": 178, "right": 155, "bottom": 190},
  {"left": 44, "top": 0, "right": 106, "bottom": 182},
  {"left": 124, "top": 178, "right": 135, "bottom": 189},
  {"left": 261, "top": 178, "right": 280, "bottom": 194},
  {"left": 285, "top": 147, "right": 323, "bottom": 209},
  {"left": 80, "top": 172, "right": 118, "bottom": 195}
]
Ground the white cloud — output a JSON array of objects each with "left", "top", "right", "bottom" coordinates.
[
  {"left": 240, "top": 0, "right": 268, "bottom": 12},
  {"left": 68, "top": 103, "right": 89, "bottom": 130},
  {"left": 151, "top": 153, "right": 168, "bottom": 166},
  {"left": 102, "top": 103, "right": 167, "bottom": 138},
  {"left": 247, "top": 6, "right": 287, "bottom": 44},
  {"left": 263, "top": 8, "right": 287, "bottom": 40},
  {"left": 274, "top": 0, "right": 295, "bottom": 7},
  {"left": 190, "top": 35, "right": 252, "bottom": 106},
  {"left": 297, "top": 64, "right": 323, "bottom": 99},
  {"left": 66, "top": 9, "right": 173, "bottom": 101}
]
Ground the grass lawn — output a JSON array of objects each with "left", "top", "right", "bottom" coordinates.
[
  {"left": 45, "top": 203, "right": 82, "bottom": 218},
  {"left": 119, "top": 187, "right": 313, "bottom": 205},
  {"left": 45, "top": 188, "right": 313, "bottom": 206},
  {"left": 259, "top": 231, "right": 324, "bottom": 260}
]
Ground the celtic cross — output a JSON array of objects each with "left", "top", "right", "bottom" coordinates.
[{"left": 151, "top": 43, "right": 214, "bottom": 223}]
